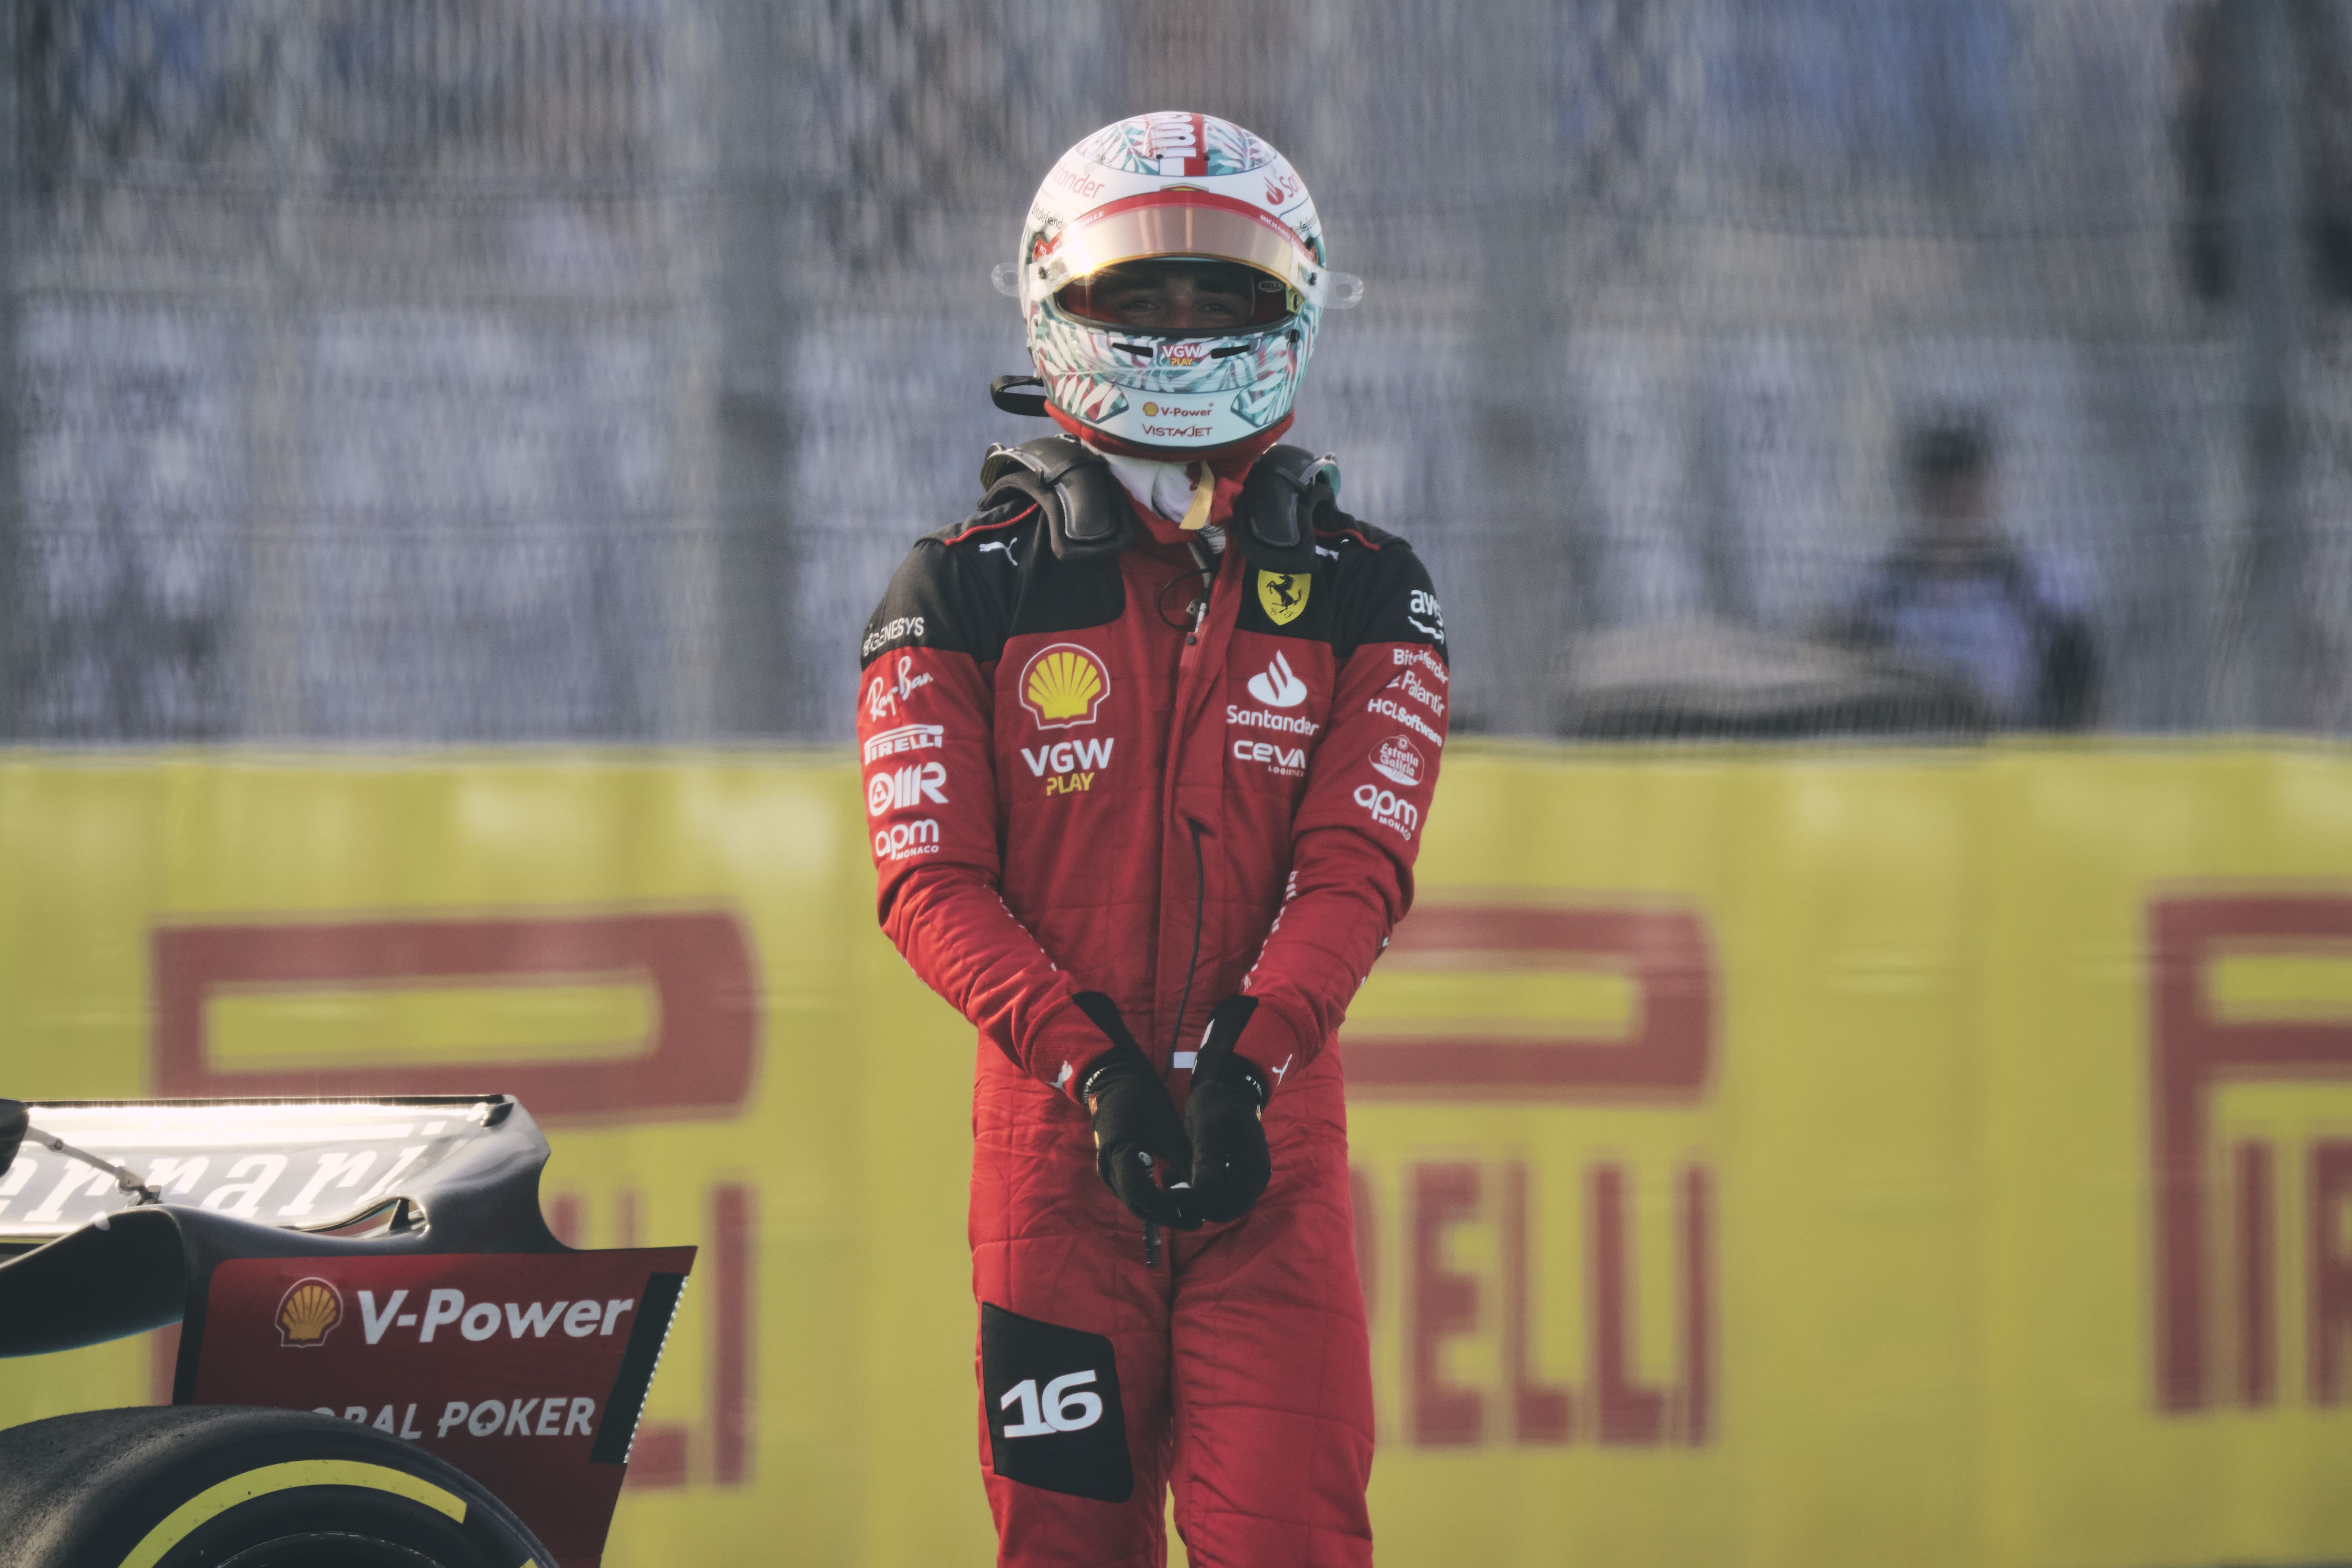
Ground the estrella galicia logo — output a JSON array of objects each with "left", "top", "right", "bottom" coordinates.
[{"left": 979, "top": 1303, "right": 1131, "bottom": 1501}]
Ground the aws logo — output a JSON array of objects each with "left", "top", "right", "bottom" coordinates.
[{"left": 1020, "top": 644, "right": 1111, "bottom": 730}]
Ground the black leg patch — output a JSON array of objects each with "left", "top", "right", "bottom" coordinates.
[{"left": 980, "top": 1303, "right": 1132, "bottom": 1502}]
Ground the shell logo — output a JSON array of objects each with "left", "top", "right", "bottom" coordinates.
[
  {"left": 276, "top": 1276, "right": 344, "bottom": 1348},
  {"left": 1020, "top": 643, "right": 1112, "bottom": 730}
]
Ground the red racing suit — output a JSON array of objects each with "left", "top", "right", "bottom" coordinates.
[{"left": 857, "top": 465, "right": 1449, "bottom": 1568}]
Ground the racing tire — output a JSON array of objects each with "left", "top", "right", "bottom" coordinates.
[{"left": 0, "top": 1406, "right": 551, "bottom": 1568}]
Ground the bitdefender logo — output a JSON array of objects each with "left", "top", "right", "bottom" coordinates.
[
  {"left": 276, "top": 1277, "right": 344, "bottom": 1348},
  {"left": 1247, "top": 651, "right": 1309, "bottom": 708}
]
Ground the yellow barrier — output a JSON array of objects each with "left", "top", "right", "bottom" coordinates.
[{"left": 4, "top": 744, "right": 2352, "bottom": 1567}]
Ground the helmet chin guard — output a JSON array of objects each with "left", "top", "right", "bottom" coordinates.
[{"left": 1005, "top": 113, "right": 1358, "bottom": 458}]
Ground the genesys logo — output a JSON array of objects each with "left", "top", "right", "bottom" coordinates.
[
  {"left": 346, "top": 1287, "right": 637, "bottom": 1347},
  {"left": 861, "top": 614, "right": 924, "bottom": 659},
  {"left": 1021, "top": 644, "right": 1111, "bottom": 730},
  {"left": 868, "top": 760, "right": 948, "bottom": 816},
  {"left": 1354, "top": 782, "right": 1419, "bottom": 840},
  {"left": 1247, "top": 650, "right": 1309, "bottom": 708},
  {"left": 1370, "top": 735, "right": 1425, "bottom": 788},
  {"left": 276, "top": 1278, "right": 343, "bottom": 1348},
  {"left": 862, "top": 722, "right": 944, "bottom": 764}
]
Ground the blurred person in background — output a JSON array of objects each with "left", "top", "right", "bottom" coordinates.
[
  {"left": 855, "top": 114, "right": 1445, "bottom": 1567},
  {"left": 1834, "top": 412, "right": 2100, "bottom": 730}
]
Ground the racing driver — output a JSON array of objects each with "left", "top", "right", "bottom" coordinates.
[{"left": 856, "top": 112, "right": 1449, "bottom": 1568}]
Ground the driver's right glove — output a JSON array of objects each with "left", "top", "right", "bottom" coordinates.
[{"left": 1069, "top": 992, "right": 1196, "bottom": 1230}]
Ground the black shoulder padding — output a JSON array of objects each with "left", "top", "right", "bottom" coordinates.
[
  {"left": 1331, "top": 531, "right": 1448, "bottom": 664},
  {"left": 978, "top": 436, "right": 1132, "bottom": 563},
  {"left": 928, "top": 497, "right": 1031, "bottom": 547},
  {"left": 1316, "top": 510, "right": 1404, "bottom": 549},
  {"left": 1235, "top": 445, "right": 1334, "bottom": 574},
  {"left": 862, "top": 520, "right": 1026, "bottom": 668}
]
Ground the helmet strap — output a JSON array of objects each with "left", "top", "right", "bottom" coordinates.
[{"left": 1178, "top": 465, "right": 1216, "bottom": 532}]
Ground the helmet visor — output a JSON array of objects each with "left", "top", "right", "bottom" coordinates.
[
  {"left": 1033, "top": 192, "right": 1317, "bottom": 308},
  {"left": 1056, "top": 258, "right": 1294, "bottom": 331}
]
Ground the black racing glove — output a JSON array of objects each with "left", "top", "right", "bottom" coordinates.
[
  {"left": 1071, "top": 992, "right": 1196, "bottom": 1230},
  {"left": 1183, "top": 996, "right": 1273, "bottom": 1225}
]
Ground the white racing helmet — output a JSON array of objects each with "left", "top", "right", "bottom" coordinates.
[{"left": 995, "top": 113, "right": 1361, "bottom": 456}]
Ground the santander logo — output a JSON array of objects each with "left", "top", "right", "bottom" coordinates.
[{"left": 1247, "top": 651, "right": 1309, "bottom": 709}]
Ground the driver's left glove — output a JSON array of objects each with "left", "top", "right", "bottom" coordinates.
[{"left": 1181, "top": 996, "right": 1273, "bottom": 1225}]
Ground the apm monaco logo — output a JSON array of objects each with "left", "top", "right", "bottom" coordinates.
[
  {"left": 1020, "top": 644, "right": 1112, "bottom": 730},
  {"left": 276, "top": 1277, "right": 344, "bottom": 1348},
  {"left": 1370, "top": 735, "right": 1425, "bottom": 788}
]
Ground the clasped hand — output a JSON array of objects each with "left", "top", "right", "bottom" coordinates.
[{"left": 1070, "top": 993, "right": 1270, "bottom": 1230}]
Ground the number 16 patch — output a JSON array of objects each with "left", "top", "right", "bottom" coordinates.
[{"left": 980, "top": 1303, "right": 1132, "bottom": 1501}]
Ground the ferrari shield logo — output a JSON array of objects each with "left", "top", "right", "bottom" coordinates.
[{"left": 1256, "top": 570, "right": 1310, "bottom": 626}]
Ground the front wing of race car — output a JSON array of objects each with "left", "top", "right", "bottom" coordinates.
[{"left": 0, "top": 1094, "right": 691, "bottom": 1568}]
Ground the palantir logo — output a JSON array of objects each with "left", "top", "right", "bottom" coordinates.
[
  {"left": 1247, "top": 651, "right": 1309, "bottom": 709},
  {"left": 276, "top": 1277, "right": 344, "bottom": 1348}
]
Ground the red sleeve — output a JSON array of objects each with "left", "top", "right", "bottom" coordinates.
[
  {"left": 1235, "top": 562, "right": 1450, "bottom": 1091},
  {"left": 857, "top": 552, "right": 1109, "bottom": 1099}
]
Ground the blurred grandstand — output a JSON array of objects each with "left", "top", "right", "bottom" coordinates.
[{"left": 0, "top": 0, "right": 2348, "bottom": 744}]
